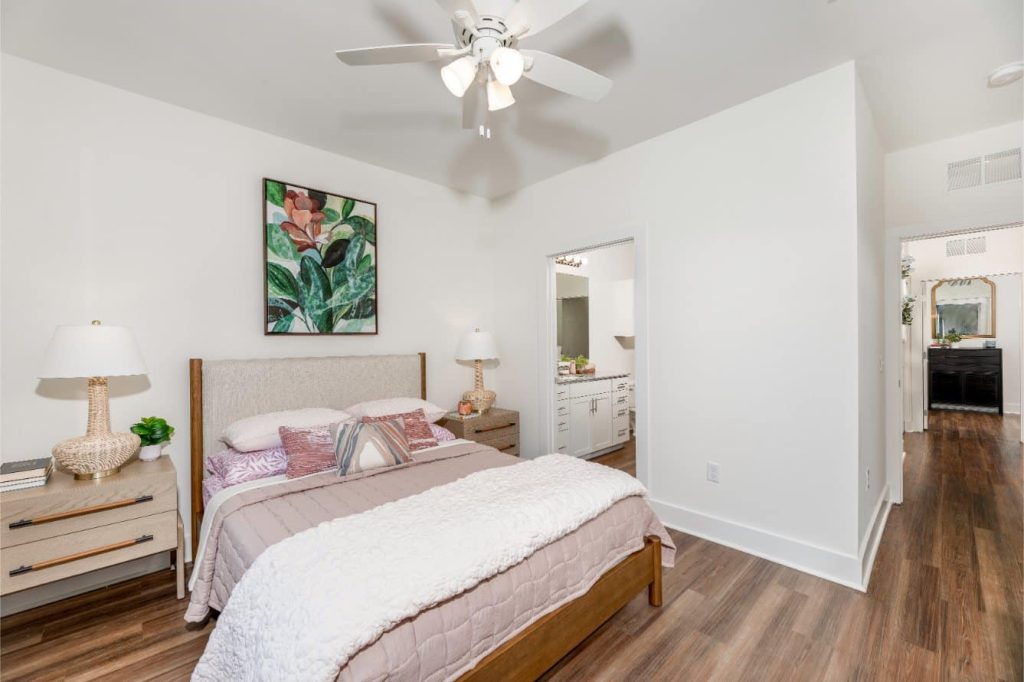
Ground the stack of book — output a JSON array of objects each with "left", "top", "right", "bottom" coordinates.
[{"left": 0, "top": 457, "right": 53, "bottom": 492}]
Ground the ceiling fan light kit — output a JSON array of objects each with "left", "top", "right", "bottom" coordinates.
[
  {"left": 441, "top": 55, "right": 479, "bottom": 97},
  {"left": 335, "top": 0, "right": 612, "bottom": 132},
  {"left": 487, "top": 79, "right": 515, "bottom": 111},
  {"left": 490, "top": 46, "right": 525, "bottom": 86}
]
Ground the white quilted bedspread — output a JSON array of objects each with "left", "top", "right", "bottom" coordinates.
[{"left": 192, "top": 454, "right": 647, "bottom": 681}]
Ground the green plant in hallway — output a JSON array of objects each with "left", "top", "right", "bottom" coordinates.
[
  {"left": 902, "top": 295, "right": 916, "bottom": 326},
  {"left": 942, "top": 330, "right": 963, "bottom": 347}
]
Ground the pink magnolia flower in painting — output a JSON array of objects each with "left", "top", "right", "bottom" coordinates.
[{"left": 280, "top": 190, "right": 328, "bottom": 251}]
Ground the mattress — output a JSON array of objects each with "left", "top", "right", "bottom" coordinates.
[{"left": 188, "top": 440, "right": 673, "bottom": 681}]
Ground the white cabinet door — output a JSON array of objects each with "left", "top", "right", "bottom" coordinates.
[
  {"left": 570, "top": 397, "right": 594, "bottom": 456},
  {"left": 590, "top": 395, "right": 613, "bottom": 451}
]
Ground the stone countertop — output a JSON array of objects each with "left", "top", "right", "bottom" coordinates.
[{"left": 555, "top": 373, "right": 631, "bottom": 385}]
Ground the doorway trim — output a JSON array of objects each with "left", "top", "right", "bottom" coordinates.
[
  {"left": 885, "top": 219, "right": 1024, "bottom": 504},
  {"left": 541, "top": 225, "right": 649, "bottom": 487}
]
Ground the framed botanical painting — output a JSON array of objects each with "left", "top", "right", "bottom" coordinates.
[{"left": 263, "top": 178, "right": 378, "bottom": 335}]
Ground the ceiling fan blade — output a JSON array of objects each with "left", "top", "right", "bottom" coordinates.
[
  {"left": 463, "top": 82, "right": 486, "bottom": 130},
  {"left": 335, "top": 43, "right": 452, "bottom": 66},
  {"left": 520, "top": 50, "right": 612, "bottom": 101},
  {"left": 505, "top": 0, "right": 590, "bottom": 38},
  {"left": 435, "top": 0, "right": 479, "bottom": 24}
]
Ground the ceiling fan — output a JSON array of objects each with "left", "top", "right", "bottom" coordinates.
[{"left": 335, "top": 0, "right": 612, "bottom": 133}]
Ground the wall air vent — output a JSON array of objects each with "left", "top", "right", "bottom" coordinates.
[
  {"left": 984, "top": 148, "right": 1022, "bottom": 184},
  {"left": 947, "top": 157, "right": 983, "bottom": 191},
  {"left": 945, "top": 236, "right": 986, "bottom": 257}
]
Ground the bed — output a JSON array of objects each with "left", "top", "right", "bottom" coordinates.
[{"left": 187, "top": 353, "right": 672, "bottom": 681}]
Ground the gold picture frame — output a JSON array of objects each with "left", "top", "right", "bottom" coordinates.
[{"left": 930, "top": 277, "right": 996, "bottom": 339}]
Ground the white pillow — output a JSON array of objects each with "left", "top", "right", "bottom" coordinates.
[
  {"left": 344, "top": 398, "right": 447, "bottom": 424},
  {"left": 221, "top": 408, "right": 352, "bottom": 452}
]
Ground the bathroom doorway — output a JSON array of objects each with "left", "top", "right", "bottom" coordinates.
[{"left": 546, "top": 239, "right": 641, "bottom": 478}]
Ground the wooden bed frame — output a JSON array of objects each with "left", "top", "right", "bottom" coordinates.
[{"left": 187, "top": 353, "right": 662, "bottom": 681}]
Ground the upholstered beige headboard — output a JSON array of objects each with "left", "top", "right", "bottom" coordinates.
[{"left": 188, "top": 353, "right": 425, "bottom": 554}]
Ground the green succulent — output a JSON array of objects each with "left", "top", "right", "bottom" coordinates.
[
  {"left": 943, "top": 330, "right": 963, "bottom": 345},
  {"left": 130, "top": 417, "right": 175, "bottom": 446}
]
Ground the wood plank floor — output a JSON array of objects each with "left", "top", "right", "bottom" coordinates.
[{"left": 2, "top": 412, "right": 1020, "bottom": 680}]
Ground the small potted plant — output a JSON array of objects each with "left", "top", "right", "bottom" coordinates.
[
  {"left": 942, "top": 330, "right": 963, "bottom": 348},
  {"left": 131, "top": 417, "right": 175, "bottom": 461}
]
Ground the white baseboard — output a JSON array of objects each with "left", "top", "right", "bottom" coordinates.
[
  {"left": 649, "top": 499, "right": 865, "bottom": 591},
  {"left": 1005, "top": 403, "right": 1020, "bottom": 415},
  {"left": 859, "top": 485, "right": 891, "bottom": 590}
]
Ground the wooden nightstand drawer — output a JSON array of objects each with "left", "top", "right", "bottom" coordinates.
[
  {"left": 1, "top": 458, "right": 177, "bottom": 549},
  {"left": 1, "top": 510, "right": 178, "bottom": 595},
  {"left": 479, "top": 432, "right": 519, "bottom": 455},
  {"left": 442, "top": 408, "right": 520, "bottom": 457}
]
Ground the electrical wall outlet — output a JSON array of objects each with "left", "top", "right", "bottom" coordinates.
[{"left": 706, "top": 461, "right": 720, "bottom": 484}]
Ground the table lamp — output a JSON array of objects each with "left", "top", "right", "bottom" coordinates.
[
  {"left": 456, "top": 328, "right": 498, "bottom": 413},
  {"left": 40, "top": 321, "right": 148, "bottom": 479}
]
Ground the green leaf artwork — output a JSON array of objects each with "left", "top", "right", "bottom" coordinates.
[
  {"left": 264, "top": 179, "right": 377, "bottom": 334},
  {"left": 265, "top": 180, "right": 286, "bottom": 208},
  {"left": 343, "top": 215, "right": 376, "bottom": 245}
]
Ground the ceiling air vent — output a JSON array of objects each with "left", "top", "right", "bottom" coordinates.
[
  {"left": 945, "top": 236, "right": 986, "bottom": 257},
  {"left": 984, "top": 148, "right": 1022, "bottom": 184},
  {"left": 947, "top": 157, "right": 983, "bottom": 191}
]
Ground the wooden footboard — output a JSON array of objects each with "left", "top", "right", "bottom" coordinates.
[{"left": 458, "top": 535, "right": 663, "bottom": 681}]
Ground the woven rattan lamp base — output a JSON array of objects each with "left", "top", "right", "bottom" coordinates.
[{"left": 51, "top": 377, "right": 141, "bottom": 479}]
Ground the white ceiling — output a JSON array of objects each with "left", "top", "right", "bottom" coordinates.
[{"left": 3, "top": 0, "right": 1021, "bottom": 198}]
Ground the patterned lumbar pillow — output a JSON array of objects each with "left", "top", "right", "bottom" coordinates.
[
  {"left": 334, "top": 420, "right": 412, "bottom": 476},
  {"left": 279, "top": 424, "right": 340, "bottom": 479},
  {"left": 361, "top": 409, "right": 438, "bottom": 452}
]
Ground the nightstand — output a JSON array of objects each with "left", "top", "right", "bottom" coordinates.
[
  {"left": 442, "top": 408, "right": 520, "bottom": 456},
  {"left": 0, "top": 455, "right": 185, "bottom": 599}
]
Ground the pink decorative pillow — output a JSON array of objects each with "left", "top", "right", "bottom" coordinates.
[
  {"left": 279, "top": 424, "right": 338, "bottom": 479},
  {"left": 207, "top": 447, "right": 288, "bottom": 486},
  {"left": 430, "top": 424, "right": 456, "bottom": 443},
  {"left": 361, "top": 409, "right": 438, "bottom": 452}
]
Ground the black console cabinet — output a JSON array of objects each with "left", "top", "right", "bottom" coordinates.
[{"left": 928, "top": 348, "right": 1002, "bottom": 414}]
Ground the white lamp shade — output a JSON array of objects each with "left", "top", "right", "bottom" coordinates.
[
  {"left": 456, "top": 329, "right": 498, "bottom": 361},
  {"left": 40, "top": 323, "right": 148, "bottom": 378},
  {"left": 487, "top": 79, "right": 515, "bottom": 111},
  {"left": 441, "top": 56, "right": 479, "bottom": 97},
  {"left": 489, "top": 47, "right": 524, "bottom": 86}
]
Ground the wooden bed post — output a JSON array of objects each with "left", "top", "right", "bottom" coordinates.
[
  {"left": 419, "top": 352, "right": 427, "bottom": 400},
  {"left": 647, "top": 535, "right": 663, "bottom": 607},
  {"left": 189, "top": 358, "right": 203, "bottom": 559}
]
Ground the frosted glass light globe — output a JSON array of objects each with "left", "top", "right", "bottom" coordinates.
[{"left": 489, "top": 47, "right": 525, "bottom": 86}]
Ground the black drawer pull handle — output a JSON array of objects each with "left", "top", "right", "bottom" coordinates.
[
  {"left": 9, "top": 495, "right": 154, "bottom": 529},
  {"left": 9, "top": 534, "right": 154, "bottom": 576}
]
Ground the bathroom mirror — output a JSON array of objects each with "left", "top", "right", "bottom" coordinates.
[
  {"left": 931, "top": 277, "right": 996, "bottom": 339},
  {"left": 556, "top": 273, "right": 589, "bottom": 357}
]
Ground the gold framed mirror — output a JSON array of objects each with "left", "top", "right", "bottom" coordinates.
[{"left": 930, "top": 277, "right": 996, "bottom": 339}]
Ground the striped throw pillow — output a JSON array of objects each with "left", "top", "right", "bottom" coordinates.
[
  {"left": 280, "top": 424, "right": 339, "bottom": 479},
  {"left": 361, "top": 409, "right": 438, "bottom": 451},
  {"left": 335, "top": 420, "right": 413, "bottom": 476}
]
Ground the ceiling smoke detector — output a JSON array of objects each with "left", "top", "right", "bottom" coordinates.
[{"left": 988, "top": 62, "right": 1023, "bottom": 88}]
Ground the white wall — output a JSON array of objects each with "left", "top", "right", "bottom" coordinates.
[
  {"left": 0, "top": 56, "right": 495, "bottom": 562},
  {"left": 904, "top": 227, "right": 1024, "bottom": 427},
  {"left": 492, "top": 63, "right": 872, "bottom": 587},
  {"left": 886, "top": 122, "right": 1023, "bottom": 231},
  {"left": 855, "top": 75, "right": 888, "bottom": 555}
]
